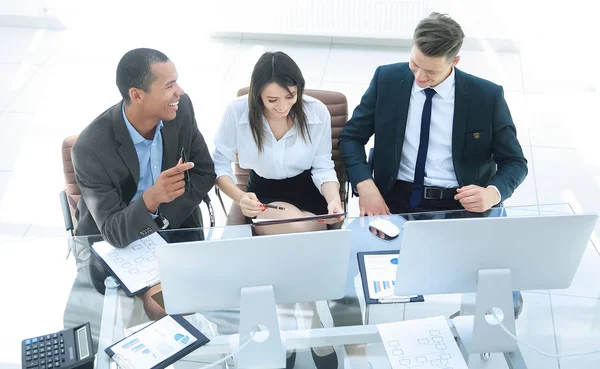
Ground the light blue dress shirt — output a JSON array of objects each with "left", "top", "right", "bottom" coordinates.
[{"left": 122, "top": 104, "right": 163, "bottom": 217}]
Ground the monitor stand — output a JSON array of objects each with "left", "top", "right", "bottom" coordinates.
[
  {"left": 236, "top": 285, "right": 286, "bottom": 369},
  {"left": 453, "top": 269, "right": 527, "bottom": 369}
]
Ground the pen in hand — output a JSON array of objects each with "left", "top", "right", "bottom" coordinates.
[
  {"left": 262, "top": 204, "right": 287, "bottom": 210},
  {"left": 180, "top": 147, "right": 192, "bottom": 190}
]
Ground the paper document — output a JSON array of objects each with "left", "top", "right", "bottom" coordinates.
[
  {"left": 110, "top": 315, "right": 198, "bottom": 369},
  {"left": 363, "top": 253, "right": 413, "bottom": 301},
  {"left": 91, "top": 233, "right": 167, "bottom": 295},
  {"left": 378, "top": 316, "right": 467, "bottom": 369}
]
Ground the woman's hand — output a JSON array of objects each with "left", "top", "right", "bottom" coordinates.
[
  {"left": 322, "top": 199, "right": 345, "bottom": 224},
  {"left": 237, "top": 192, "right": 265, "bottom": 218}
]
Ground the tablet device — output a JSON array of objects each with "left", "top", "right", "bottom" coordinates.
[
  {"left": 105, "top": 314, "right": 210, "bottom": 369},
  {"left": 251, "top": 212, "right": 345, "bottom": 226}
]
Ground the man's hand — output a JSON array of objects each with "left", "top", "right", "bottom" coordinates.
[
  {"left": 237, "top": 192, "right": 264, "bottom": 218},
  {"left": 454, "top": 185, "right": 500, "bottom": 213},
  {"left": 357, "top": 179, "right": 391, "bottom": 216},
  {"left": 142, "top": 159, "right": 194, "bottom": 213}
]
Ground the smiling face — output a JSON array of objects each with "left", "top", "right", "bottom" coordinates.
[
  {"left": 260, "top": 82, "right": 298, "bottom": 120},
  {"left": 137, "top": 60, "right": 184, "bottom": 121},
  {"left": 409, "top": 46, "right": 460, "bottom": 88}
]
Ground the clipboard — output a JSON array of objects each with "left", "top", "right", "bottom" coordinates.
[
  {"left": 90, "top": 233, "right": 166, "bottom": 297},
  {"left": 357, "top": 250, "right": 424, "bottom": 304},
  {"left": 105, "top": 314, "right": 210, "bottom": 369},
  {"left": 251, "top": 212, "right": 345, "bottom": 226}
]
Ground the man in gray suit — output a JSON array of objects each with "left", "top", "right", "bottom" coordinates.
[
  {"left": 73, "top": 48, "right": 215, "bottom": 247},
  {"left": 72, "top": 48, "right": 216, "bottom": 318}
]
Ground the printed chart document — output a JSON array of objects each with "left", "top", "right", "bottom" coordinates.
[
  {"left": 106, "top": 315, "right": 209, "bottom": 369},
  {"left": 358, "top": 251, "right": 423, "bottom": 303},
  {"left": 91, "top": 232, "right": 167, "bottom": 296},
  {"left": 377, "top": 316, "right": 467, "bottom": 369}
]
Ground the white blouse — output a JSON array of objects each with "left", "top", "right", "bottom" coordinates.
[{"left": 212, "top": 94, "right": 339, "bottom": 194}]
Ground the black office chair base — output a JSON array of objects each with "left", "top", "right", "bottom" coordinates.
[
  {"left": 286, "top": 351, "right": 296, "bottom": 369},
  {"left": 311, "top": 347, "right": 338, "bottom": 369}
]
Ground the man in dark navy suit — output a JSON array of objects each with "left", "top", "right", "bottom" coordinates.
[{"left": 339, "top": 13, "right": 528, "bottom": 215}]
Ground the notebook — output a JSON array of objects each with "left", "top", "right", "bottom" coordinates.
[{"left": 90, "top": 233, "right": 166, "bottom": 296}]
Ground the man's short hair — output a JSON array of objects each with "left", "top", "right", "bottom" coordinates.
[
  {"left": 413, "top": 13, "right": 465, "bottom": 61},
  {"left": 116, "top": 48, "right": 169, "bottom": 103}
]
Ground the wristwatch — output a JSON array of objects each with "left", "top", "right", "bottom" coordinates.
[{"left": 155, "top": 212, "right": 170, "bottom": 230}]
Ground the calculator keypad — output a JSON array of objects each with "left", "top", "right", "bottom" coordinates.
[{"left": 23, "top": 332, "right": 66, "bottom": 369}]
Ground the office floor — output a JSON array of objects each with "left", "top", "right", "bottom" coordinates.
[{"left": 0, "top": 3, "right": 599, "bottom": 367}]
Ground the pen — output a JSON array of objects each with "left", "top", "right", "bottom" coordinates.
[
  {"left": 378, "top": 296, "right": 411, "bottom": 304},
  {"left": 262, "top": 204, "right": 287, "bottom": 210},
  {"left": 180, "top": 147, "right": 192, "bottom": 190}
]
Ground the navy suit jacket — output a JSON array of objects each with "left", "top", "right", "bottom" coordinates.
[{"left": 339, "top": 63, "right": 527, "bottom": 201}]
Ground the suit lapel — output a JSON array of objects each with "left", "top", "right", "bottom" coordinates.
[
  {"left": 452, "top": 68, "right": 469, "bottom": 184},
  {"left": 113, "top": 102, "right": 140, "bottom": 185},
  {"left": 394, "top": 67, "right": 414, "bottom": 165},
  {"left": 160, "top": 120, "right": 177, "bottom": 170}
]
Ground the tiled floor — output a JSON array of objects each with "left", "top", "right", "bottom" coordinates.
[{"left": 1, "top": 4, "right": 599, "bottom": 367}]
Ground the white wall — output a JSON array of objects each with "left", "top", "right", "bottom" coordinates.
[
  {"left": 0, "top": 0, "right": 63, "bottom": 28},
  {"left": 0, "top": 0, "right": 48, "bottom": 16}
]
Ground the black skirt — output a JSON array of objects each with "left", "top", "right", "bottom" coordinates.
[{"left": 246, "top": 169, "right": 328, "bottom": 215}]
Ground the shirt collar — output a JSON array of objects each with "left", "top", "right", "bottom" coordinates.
[
  {"left": 122, "top": 102, "right": 164, "bottom": 144},
  {"left": 411, "top": 67, "right": 455, "bottom": 100}
]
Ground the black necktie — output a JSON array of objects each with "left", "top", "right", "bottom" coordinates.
[{"left": 409, "top": 88, "right": 437, "bottom": 207}]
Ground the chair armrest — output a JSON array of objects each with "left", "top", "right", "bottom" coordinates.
[{"left": 59, "top": 191, "right": 74, "bottom": 235}]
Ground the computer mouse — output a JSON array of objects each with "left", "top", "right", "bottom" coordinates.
[{"left": 368, "top": 218, "right": 400, "bottom": 240}]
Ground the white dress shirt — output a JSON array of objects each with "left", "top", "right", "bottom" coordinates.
[
  {"left": 398, "top": 68, "right": 458, "bottom": 188},
  {"left": 212, "top": 95, "right": 339, "bottom": 194}
]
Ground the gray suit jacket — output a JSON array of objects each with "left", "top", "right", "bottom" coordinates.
[{"left": 72, "top": 94, "right": 216, "bottom": 248}]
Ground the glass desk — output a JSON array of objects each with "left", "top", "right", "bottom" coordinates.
[{"left": 2, "top": 204, "right": 599, "bottom": 369}]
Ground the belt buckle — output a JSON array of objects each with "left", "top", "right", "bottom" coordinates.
[{"left": 423, "top": 187, "right": 443, "bottom": 200}]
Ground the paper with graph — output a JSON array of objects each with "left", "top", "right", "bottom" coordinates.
[
  {"left": 378, "top": 316, "right": 467, "bottom": 369},
  {"left": 91, "top": 232, "right": 167, "bottom": 295}
]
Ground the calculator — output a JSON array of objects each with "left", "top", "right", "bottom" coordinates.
[{"left": 21, "top": 322, "right": 94, "bottom": 369}]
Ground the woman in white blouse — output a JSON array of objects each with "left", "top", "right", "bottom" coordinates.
[
  {"left": 213, "top": 51, "right": 344, "bottom": 235},
  {"left": 212, "top": 51, "right": 341, "bottom": 368}
]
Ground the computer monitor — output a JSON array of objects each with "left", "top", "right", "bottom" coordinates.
[
  {"left": 393, "top": 213, "right": 598, "bottom": 358},
  {"left": 156, "top": 229, "right": 352, "bottom": 369}
]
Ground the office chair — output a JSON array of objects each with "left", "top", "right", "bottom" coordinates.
[
  {"left": 215, "top": 88, "right": 350, "bottom": 225},
  {"left": 59, "top": 134, "right": 215, "bottom": 236}
]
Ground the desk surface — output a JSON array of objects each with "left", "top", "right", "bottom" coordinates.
[{"left": 2, "top": 204, "right": 600, "bottom": 369}]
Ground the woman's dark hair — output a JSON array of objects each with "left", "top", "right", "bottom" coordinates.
[{"left": 248, "top": 51, "right": 309, "bottom": 152}]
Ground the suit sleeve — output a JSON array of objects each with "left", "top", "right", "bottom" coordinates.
[
  {"left": 338, "top": 66, "right": 380, "bottom": 188},
  {"left": 488, "top": 86, "right": 528, "bottom": 200},
  {"left": 159, "top": 97, "right": 216, "bottom": 227},
  {"left": 72, "top": 145, "right": 159, "bottom": 248}
]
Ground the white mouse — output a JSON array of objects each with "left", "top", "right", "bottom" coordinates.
[{"left": 368, "top": 218, "right": 400, "bottom": 239}]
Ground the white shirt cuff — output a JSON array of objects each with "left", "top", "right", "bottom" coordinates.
[{"left": 487, "top": 185, "right": 502, "bottom": 204}]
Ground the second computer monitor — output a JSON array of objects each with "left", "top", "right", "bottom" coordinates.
[{"left": 394, "top": 214, "right": 598, "bottom": 296}]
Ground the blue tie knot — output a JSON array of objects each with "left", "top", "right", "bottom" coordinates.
[{"left": 424, "top": 88, "right": 436, "bottom": 100}]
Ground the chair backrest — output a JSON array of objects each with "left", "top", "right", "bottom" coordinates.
[
  {"left": 61, "top": 135, "right": 81, "bottom": 218},
  {"left": 235, "top": 88, "right": 349, "bottom": 206},
  {"left": 61, "top": 134, "right": 216, "bottom": 229}
]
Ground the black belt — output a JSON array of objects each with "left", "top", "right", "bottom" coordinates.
[{"left": 395, "top": 180, "right": 458, "bottom": 200}]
